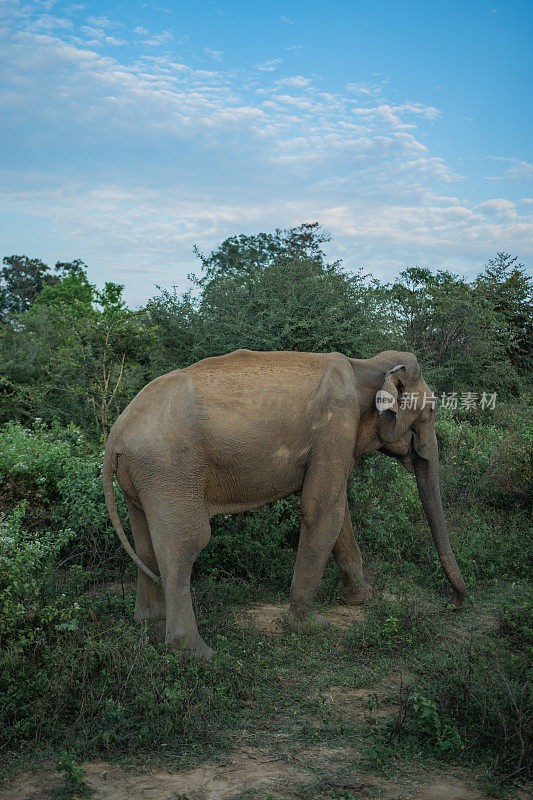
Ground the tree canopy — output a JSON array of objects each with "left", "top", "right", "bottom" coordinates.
[{"left": 0, "top": 224, "right": 530, "bottom": 436}]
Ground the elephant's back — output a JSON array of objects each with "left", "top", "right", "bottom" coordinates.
[{"left": 108, "top": 348, "right": 356, "bottom": 462}]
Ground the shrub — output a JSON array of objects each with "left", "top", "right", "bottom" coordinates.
[
  {"left": 348, "top": 453, "right": 424, "bottom": 565},
  {"left": 0, "top": 588, "right": 244, "bottom": 752},
  {"left": 0, "top": 504, "right": 75, "bottom": 638},
  {"left": 437, "top": 403, "right": 533, "bottom": 510},
  {"left": 0, "top": 421, "right": 127, "bottom": 575},
  {"left": 345, "top": 596, "right": 435, "bottom": 654},
  {"left": 388, "top": 589, "right": 532, "bottom": 782},
  {"left": 198, "top": 496, "right": 300, "bottom": 586}
]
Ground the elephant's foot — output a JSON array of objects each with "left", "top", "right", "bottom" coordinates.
[
  {"left": 134, "top": 611, "right": 167, "bottom": 642},
  {"left": 337, "top": 579, "right": 373, "bottom": 605},
  {"left": 167, "top": 631, "right": 213, "bottom": 660},
  {"left": 285, "top": 608, "right": 328, "bottom": 633},
  {"left": 450, "top": 589, "right": 466, "bottom": 610},
  {"left": 188, "top": 636, "right": 214, "bottom": 660}
]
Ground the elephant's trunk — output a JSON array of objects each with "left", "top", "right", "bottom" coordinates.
[{"left": 413, "top": 448, "right": 467, "bottom": 608}]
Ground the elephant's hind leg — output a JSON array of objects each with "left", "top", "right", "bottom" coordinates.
[
  {"left": 142, "top": 497, "right": 213, "bottom": 658},
  {"left": 126, "top": 499, "right": 166, "bottom": 640},
  {"left": 333, "top": 499, "right": 373, "bottom": 605}
]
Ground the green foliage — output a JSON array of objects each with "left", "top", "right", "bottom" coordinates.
[
  {"left": 199, "top": 497, "right": 300, "bottom": 585},
  {"left": 475, "top": 252, "right": 533, "bottom": 375},
  {"left": 0, "top": 255, "right": 58, "bottom": 319},
  {"left": 0, "top": 504, "right": 75, "bottom": 638},
  {"left": 387, "top": 266, "right": 520, "bottom": 395},
  {"left": 34, "top": 261, "right": 95, "bottom": 315},
  {"left": 348, "top": 453, "right": 423, "bottom": 565},
  {"left": 0, "top": 421, "right": 126, "bottom": 575},
  {"left": 0, "top": 578, "right": 245, "bottom": 752},
  {"left": 54, "top": 752, "right": 92, "bottom": 799},
  {"left": 498, "top": 593, "right": 533, "bottom": 660},
  {"left": 436, "top": 405, "right": 532, "bottom": 584},
  {"left": 0, "top": 279, "right": 159, "bottom": 435},
  {"left": 346, "top": 597, "right": 434, "bottom": 653},
  {"left": 407, "top": 693, "right": 463, "bottom": 756},
  {"left": 437, "top": 403, "right": 533, "bottom": 510},
  {"left": 148, "top": 223, "right": 391, "bottom": 369},
  {"left": 396, "top": 592, "right": 532, "bottom": 780},
  {"left": 355, "top": 589, "right": 532, "bottom": 781}
]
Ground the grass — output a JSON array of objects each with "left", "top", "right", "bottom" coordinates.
[{"left": 2, "top": 560, "right": 529, "bottom": 799}]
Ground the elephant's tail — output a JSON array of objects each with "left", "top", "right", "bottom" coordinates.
[{"left": 102, "top": 447, "right": 159, "bottom": 582}]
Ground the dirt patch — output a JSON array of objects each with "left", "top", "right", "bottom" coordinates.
[
  {"left": 412, "top": 777, "right": 489, "bottom": 799},
  {"left": 236, "top": 602, "right": 286, "bottom": 634},
  {"left": 318, "top": 685, "right": 398, "bottom": 723},
  {"left": 0, "top": 749, "right": 307, "bottom": 800},
  {"left": 1, "top": 752, "right": 520, "bottom": 800},
  {"left": 313, "top": 669, "right": 414, "bottom": 726},
  {"left": 235, "top": 601, "right": 364, "bottom": 634},
  {"left": 325, "top": 603, "right": 365, "bottom": 629}
]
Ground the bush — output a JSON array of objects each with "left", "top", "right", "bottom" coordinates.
[
  {"left": 348, "top": 453, "right": 424, "bottom": 565},
  {"left": 345, "top": 596, "right": 435, "bottom": 654},
  {"left": 0, "top": 421, "right": 128, "bottom": 575},
  {"left": 0, "top": 504, "right": 74, "bottom": 638},
  {"left": 198, "top": 496, "right": 300, "bottom": 586},
  {"left": 437, "top": 403, "right": 533, "bottom": 510},
  {"left": 394, "top": 593, "right": 532, "bottom": 781},
  {"left": 0, "top": 578, "right": 245, "bottom": 752}
]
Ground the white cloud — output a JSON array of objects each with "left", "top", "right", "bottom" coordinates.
[
  {"left": 86, "top": 15, "right": 123, "bottom": 29},
  {"left": 346, "top": 81, "right": 381, "bottom": 96},
  {"left": 30, "top": 14, "right": 74, "bottom": 31},
  {"left": 204, "top": 47, "right": 222, "bottom": 61},
  {"left": 275, "top": 75, "right": 311, "bottom": 88},
  {"left": 142, "top": 30, "right": 174, "bottom": 47},
  {"left": 477, "top": 198, "right": 517, "bottom": 218},
  {"left": 256, "top": 58, "right": 282, "bottom": 72},
  {"left": 484, "top": 156, "right": 533, "bottom": 180}
]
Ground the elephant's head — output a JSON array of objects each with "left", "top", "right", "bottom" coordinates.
[{"left": 353, "top": 351, "right": 467, "bottom": 609}]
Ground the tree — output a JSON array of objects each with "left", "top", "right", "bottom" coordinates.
[
  {"left": 388, "top": 267, "right": 518, "bottom": 394},
  {"left": 0, "top": 255, "right": 58, "bottom": 319},
  {"left": 0, "top": 264, "right": 159, "bottom": 436},
  {"left": 34, "top": 260, "right": 94, "bottom": 316},
  {"left": 148, "top": 223, "right": 390, "bottom": 367},
  {"left": 475, "top": 253, "right": 532, "bottom": 376}
]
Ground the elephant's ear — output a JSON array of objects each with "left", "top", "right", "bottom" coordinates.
[{"left": 375, "top": 361, "right": 418, "bottom": 443}]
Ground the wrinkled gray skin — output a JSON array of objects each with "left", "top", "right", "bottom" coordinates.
[{"left": 103, "top": 349, "right": 467, "bottom": 657}]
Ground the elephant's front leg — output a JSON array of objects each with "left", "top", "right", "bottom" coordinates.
[
  {"left": 288, "top": 468, "right": 347, "bottom": 632},
  {"left": 333, "top": 499, "right": 373, "bottom": 605}
]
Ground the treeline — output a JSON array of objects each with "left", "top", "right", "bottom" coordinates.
[{"left": 1, "top": 223, "right": 531, "bottom": 438}]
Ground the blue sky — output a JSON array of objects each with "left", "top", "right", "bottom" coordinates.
[{"left": 1, "top": 0, "right": 531, "bottom": 305}]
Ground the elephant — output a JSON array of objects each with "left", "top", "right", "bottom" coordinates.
[{"left": 103, "top": 348, "right": 467, "bottom": 657}]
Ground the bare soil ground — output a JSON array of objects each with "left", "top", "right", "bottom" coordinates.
[
  {"left": 235, "top": 601, "right": 365, "bottom": 634},
  {"left": 0, "top": 751, "right": 499, "bottom": 800}
]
